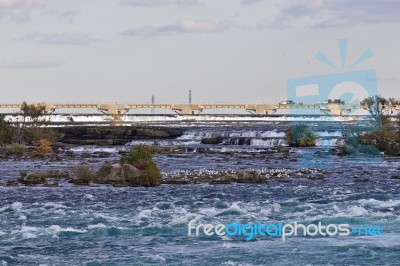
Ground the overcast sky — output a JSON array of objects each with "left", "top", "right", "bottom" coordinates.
[{"left": 1, "top": 0, "right": 399, "bottom": 105}]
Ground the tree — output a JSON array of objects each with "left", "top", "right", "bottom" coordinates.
[
  {"left": 16, "top": 102, "right": 49, "bottom": 143},
  {"left": 0, "top": 114, "right": 11, "bottom": 144},
  {"left": 20, "top": 102, "right": 48, "bottom": 127},
  {"left": 361, "top": 95, "right": 399, "bottom": 127},
  {"left": 341, "top": 96, "right": 400, "bottom": 156}
]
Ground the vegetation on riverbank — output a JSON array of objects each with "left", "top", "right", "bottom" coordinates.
[
  {"left": 0, "top": 102, "right": 61, "bottom": 157},
  {"left": 338, "top": 95, "right": 400, "bottom": 156},
  {"left": 69, "top": 145, "right": 161, "bottom": 187}
]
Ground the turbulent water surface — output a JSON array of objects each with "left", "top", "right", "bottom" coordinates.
[{"left": 1, "top": 116, "right": 400, "bottom": 265}]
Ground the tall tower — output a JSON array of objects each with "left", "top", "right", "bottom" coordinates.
[
  {"left": 151, "top": 94, "right": 155, "bottom": 115},
  {"left": 189, "top": 90, "right": 192, "bottom": 104}
]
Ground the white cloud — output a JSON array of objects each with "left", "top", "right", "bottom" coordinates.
[
  {"left": 269, "top": 0, "right": 400, "bottom": 29},
  {"left": 0, "top": 0, "right": 46, "bottom": 8},
  {"left": 44, "top": 9, "right": 77, "bottom": 23},
  {"left": 0, "top": 60, "right": 64, "bottom": 69},
  {"left": 21, "top": 32, "right": 103, "bottom": 45},
  {"left": 242, "top": 0, "right": 264, "bottom": 5},
  {"left": 121, "top": 19, "right": 230, "bottom": 37},
  {"left": 0, "top": 0, "right": 46, "bottom": 22},
  {"left": 120, "top": 0, "right": 198, "bottom": 7}
]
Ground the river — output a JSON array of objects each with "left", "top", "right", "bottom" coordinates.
[{"left": 0, "top": 116, "right": 399, "bottom": 265}]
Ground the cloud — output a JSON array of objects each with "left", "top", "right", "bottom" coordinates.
[
  {"left": 121, "top": 19, "right": 230, "bottom": 37},
  {"left": 0, "top": 0, "right": 46, "bottom": 8},
  {"left": 0, "top": 0, "right": 46, "bottom": 22},
  {"left": 120, "top": 0, "right": 198, "bottom": 7},
  {"left": 242, "top": 0, "right": 264, "bottom": 5},
  {"left": 270, "top": 0, "right": 400, "bottom": 29},
  {"left": 44, "top": 9, "right": 77, "bottom": 23},
  {"left": 20, "top": 32, "right": 103, "bottom": 45},
  {"left": 0, "top": 60, "right": 65, "bottom": 69}
]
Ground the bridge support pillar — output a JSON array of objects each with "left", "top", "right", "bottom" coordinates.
[
  {"left": 171, "top": 104, "right": 202, "bottom": 115},
  {"left": 320, "top": 104, "right": 347, "bottom": 116},
  {"left": 44, "top": 104, "right": 56, "bottom": 114},
  {"left": 245, "top": 105, "right": 277, "bottom": 115},
  {"left": 97, "top": 104, "right": 130, "bottom": 115}
]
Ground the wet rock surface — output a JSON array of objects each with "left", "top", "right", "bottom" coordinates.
[
  {"left": 57, "top": 126, "right": 183, "bottom": 145},
  {"left": 201, "top": 137, "right": 224, "bottom": 145}
]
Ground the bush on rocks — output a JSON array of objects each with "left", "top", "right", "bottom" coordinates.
[
  {"left": 31, "top": 139, "right": 53, "bottom": 158},
  {"left": 286, "top": 124, "right": 316, "bottom": 147},
  {"left": 70, "top": 165, "right": 96, "bottom": 185},
  {"left": 121, "top": 145, "right": 162, "bottom": 186}
]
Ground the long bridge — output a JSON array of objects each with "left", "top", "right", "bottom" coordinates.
[{"left": 0, "top": 102, "right": 372, "bottom": 115}]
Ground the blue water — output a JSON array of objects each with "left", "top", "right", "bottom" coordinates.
[
  {"left": 1, "top": 120, "right": 400, "bottom": 265},
  {"left": 0, "top": 174, "right": 399, "bottom": 265}
]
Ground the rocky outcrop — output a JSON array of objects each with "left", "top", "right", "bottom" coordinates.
[
  {"left": 96, "top": 164, "right": 125, "bottom": 183},
  {"left": 201, "top": 137, "right": 224, "bottom": 145},
  {"left": 122, "top": 164, "right": 143, "bottom": 185},
  {"left": 90, "top": 163, "right": 154, "bottom": 186},
  {"left": 57, "top": 126, "right": 183, "bottom": 145},
  {"left": 11, "top": 170, "right": 68, "bottom": 186},
  {"left": 237, "top": 171, "right": 265, "bottom": 183}
]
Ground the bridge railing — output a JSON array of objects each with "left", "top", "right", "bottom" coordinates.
[{"left": 0, "top": 102, "right": 375, "bottom": 115}]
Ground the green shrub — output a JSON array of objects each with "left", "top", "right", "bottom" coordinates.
[
  {"left": 140, "top": 161, "right": 162, "bottom": 186},
  {"left": 6, "top": 143, "right": 27, "bottom": 155},
  {"left": 358, "top": 127, "right": 400, "bottom": 156},
  {"left": 286, "top": 124, "right": 317, "bottom": 147},
  {"left": 122, "top": 145, "right": 162, "bottom": 185},
  {"left": 338, "top": 125, "right": 393, "bottom": 156},
  {"left": 121, "top": 145, "right": 154, "bottom": 169},
  {"left": 357, "top": 145, "right": 380, "bottom": 155},
  {"left": 22, "top": 128, "right": 62, "bottom": 145}
]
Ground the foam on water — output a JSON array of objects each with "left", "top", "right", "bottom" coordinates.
[
  {"left": 46, "top": 225, "right": 87, "bottom": 235},
  {"left": 12, "top": 226, "right": 39, "bottom": 239},
  {"left": 357, "top": 198, "right": 400, "bottom": 208},
  {"left": 346, "top": 205, "right": 369, "bottom": 216},
  {"left": 5, "top": 114, "right": 373, "bottom": 123},
  {"left": 87, "top": 223, "right": 107, "bottom": 229},
  {"left": 0, "top": 180, "right": 396, "bottom": 265},
  {"left": 84, "top": 194, "right": 95, "bottom": 200},
  {"left": 69, "top": 147, "right": 119, "bottom": 153},
  {"left": 11, "top": 202, "right": 23, "bottom": 210},
  {"left": 42, "top": 202, "right": 68, "bottom": 209}
]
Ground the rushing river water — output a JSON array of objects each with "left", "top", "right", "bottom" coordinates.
[{"left": 0, "top": 117, "right": 399, "bottom": 265}]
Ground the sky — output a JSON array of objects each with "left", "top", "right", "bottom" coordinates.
[{"left": 0, "top": 0, "right": 399, "bottom": 107}]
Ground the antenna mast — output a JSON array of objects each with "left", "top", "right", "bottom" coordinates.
[{"left": 151, "top": 94, "right": 155, "bottom": 114}]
